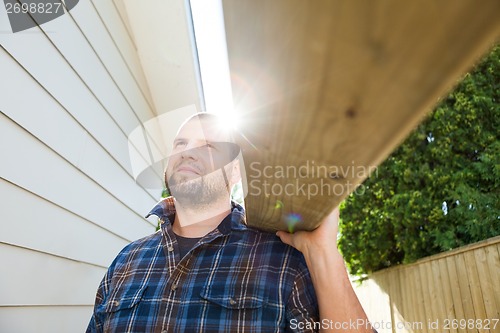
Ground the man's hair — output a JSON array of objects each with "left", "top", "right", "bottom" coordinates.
[{"left": 180, "top": 112, "right": 236, "bottom": 144}]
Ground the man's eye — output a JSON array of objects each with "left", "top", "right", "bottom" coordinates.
[
  {"left": 205, "top": 142, "right": 217, "bottom": 149},
  {"left": 174, "top": 141, "right": 186, "bottom": 147}
]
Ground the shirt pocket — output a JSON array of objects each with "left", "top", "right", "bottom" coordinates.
[
  {"left": 105, "top": 283, "right": 148, "bottom": 313},
  {"left": 199, "top": 287, "right": 265, "bottom": 310},
  {"left": 199, "top": 284, "right": 281, "bottom": 331}
]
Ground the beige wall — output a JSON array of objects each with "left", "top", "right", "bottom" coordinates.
[{"left": 0, "top": 1, "right": 170, "bottom": 331}]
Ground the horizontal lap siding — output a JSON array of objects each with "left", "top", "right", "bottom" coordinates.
[
  {"left": 0, "top": 243, "right": 106, "bottom": 305},
  {"left": 0, "top": 305, "right": 94, "bottom": 333},
  {"left": 0, "top": 2, "right": 162, "bottom": 332},
  {"left": 0, "top": 179, "right": 130, "bottom": 267}
]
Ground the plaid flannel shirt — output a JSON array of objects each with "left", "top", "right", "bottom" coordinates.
[{"left": 86, "top": 197, "right": 319, "bottom": 332}]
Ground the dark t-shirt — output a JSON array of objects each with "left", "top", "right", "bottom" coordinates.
[
  {"left": 174, "top": 214, "right": 231, "bottom": 259},
  {"left": 175, "top": 234, "right": 201, "bottom": 259}
]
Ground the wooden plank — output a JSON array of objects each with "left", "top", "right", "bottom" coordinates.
[{"left": 223, "top": 0, "right": 500, "bottom": 231}]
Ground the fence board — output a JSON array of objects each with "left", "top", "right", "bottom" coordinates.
[
  {"left": 410, "top": 267, "right": 422, "bottom": 332},
  {"left": 352, "top": 237, "right": 500, "bottom": 333},
  {"left": 419, "top": 264, "right": 434, "bottom": 332},
  {"left": 427, "top": 262, "right": 442, "bottom": 333},
  {"left": 474, "top": 248, "right": 498, "bottom": 321},
  {"left": 389, "top": 270, "right": 403, "bottom": 333},
  {"left": 432, "top": 259, "right": 448, "bottom": 331},
  {"left": 397, "top": 268, "right": 407, "bottom": 332},
  {"left": 456, "top": 254, "right": 479, "bottom": 333},
  {"left": 446, "top": 256, "right": 467, "bottom": 333},
  {"left": 464, "top": 251, "right": 488, "bottom": 328},
  {"left": 438, "top": 259, "right": 456, "bottom": 333},
  {"left": 412, "top": 265, "right": 428, "bottom": 333},
  {"left": 484, "top": 246, "right": 500, "bottom": 318}
]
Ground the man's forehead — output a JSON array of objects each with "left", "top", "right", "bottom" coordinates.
[{"left": 175, "top": 116, "right": 231, "bottom": 142}]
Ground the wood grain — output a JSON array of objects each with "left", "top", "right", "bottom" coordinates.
[{"left": 223, "top": 0, "right": 500, "bottom": 231}]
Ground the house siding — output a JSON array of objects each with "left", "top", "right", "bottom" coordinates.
[{"left": 0, "top": 1, "right": 162, "bottom": 331}]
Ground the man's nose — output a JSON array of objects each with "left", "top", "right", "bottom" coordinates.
[
  {"left": 179, "top": 144, "right": 198, "bottom": 160},
  {"left": 179, "top": 142, "right": 209, "bottom": 160}
]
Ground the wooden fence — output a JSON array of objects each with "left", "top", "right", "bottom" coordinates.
[{"left": 352, "top": 236, "right": 500, "bottom": 333}]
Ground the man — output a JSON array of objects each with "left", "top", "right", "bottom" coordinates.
[{"left": 87, "top": 113, "right": 374, "bottom": 332}]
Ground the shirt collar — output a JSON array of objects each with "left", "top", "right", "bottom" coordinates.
[{"left": 145, "top": 197, "right": 247, "bottom": 235}]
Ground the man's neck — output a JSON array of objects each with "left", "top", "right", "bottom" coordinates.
[{"left": 172, "top": 199, "right": 231, "bottom": 238}]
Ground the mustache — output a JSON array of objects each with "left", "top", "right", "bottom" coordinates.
[{"left": 173, "top": 161, "right": 203, "bottom": 174}]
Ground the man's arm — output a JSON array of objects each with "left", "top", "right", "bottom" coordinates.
[{"left": 277, "top": 207, "right": 374, "bottom": 333}]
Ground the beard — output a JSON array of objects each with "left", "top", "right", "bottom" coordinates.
[{"left": 166, "top": 168, "right": 230, "bottom": 209}]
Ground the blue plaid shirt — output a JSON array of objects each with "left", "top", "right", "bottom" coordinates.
[{"left": 86, "top": 197, "right": 319, "bottom": 332}]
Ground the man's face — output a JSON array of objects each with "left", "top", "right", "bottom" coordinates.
[{"left": 165, "top": 117, "right": 237, "bottom": 207}]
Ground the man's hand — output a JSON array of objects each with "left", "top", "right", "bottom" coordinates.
[
  {"left": 276, "top": 207, "right": 340, "bottom": 258},
  {"left": 276, "top": 207, "right": 374, "bottom": 333}
]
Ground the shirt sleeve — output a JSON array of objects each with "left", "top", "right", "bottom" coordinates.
[
  {"left": 285, "top": 261, "right": 320, "bottom": 332},
  {"left": 85, "top": 250, "right": 120, "bottom": 333},
  {"left": 86, "top": 269, "right": 112, "bottom": 333}
]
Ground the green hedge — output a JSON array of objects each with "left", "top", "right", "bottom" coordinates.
[{"left": 339, "top": 45, "right": 500, "bottom": 276}]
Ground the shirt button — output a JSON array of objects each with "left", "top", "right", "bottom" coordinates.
[
  {"left": 171, "top": 283, "right": 178, "bottom": 291},
  {"left": 229, "top": 298, "right": 237, "bottom": 305},
  {"left": 112, "top": 300, "right": 120, "bottom": 306},
  {"left": 167, "top": 246, "right": 174, "bottom": 252}
]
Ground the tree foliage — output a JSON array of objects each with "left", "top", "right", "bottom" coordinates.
[{"left": 339, "top": 45, "right": 500, "bottom": 276}]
